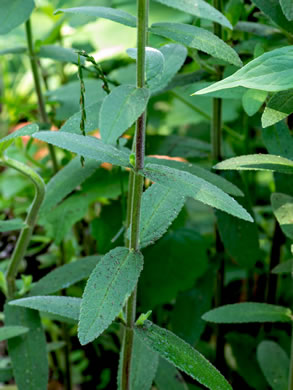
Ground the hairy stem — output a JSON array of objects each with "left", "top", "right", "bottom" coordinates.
[
  {"left": 2, "top": 156, "right": 45, "bottom": 300},
  {"left": 25, "top": 19, "right": 59, "bottom": 172},
  {"left": 121, "top": 1, "right": 148, "bottom": 389}
]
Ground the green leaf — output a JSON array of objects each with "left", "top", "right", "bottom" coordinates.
[
  {"left": 252, "top": 0, "right": 293, "bottom": 33},
  {"left": 150, "top": 23, "right": 242, "bottom": 67},
  {"left": 60, "top": 101, "right": 102, "bottom": 134},
  {"left": 139, "top": 183, "right": 185, "bottom": 248},
  {"left": 4, "top": 305, "right": 48, "bottom": 390},
  {"left": 0, "top": 123, "right": 38, "bottom": 153},
  {"left": 0, "top": 0, "right": 35, "bottom": 35},
  {"left": 262, "top": 90, "right": 293, "bottom": 128},
  {"left": 0, "top": 218, "right": 26, "bottom": 232},
  {"left": 54, "top": 6, "right": 137, "bottom": 28},
  {"left": 262, "top": 122, "right": 293, "bottom": 159},
  {"left": 195, "top": 46, "right": 293, "bottom": 95},
  {"left": 135, "top": 321, "right": 232, "bottom": 390},
  {"left": 78, "top": 247, "right": 143, "bottom": 345},
  {"left": 257, "top": 341, "right": 289, "bottom": 390},
  {"left": 202, "top": 303, "right": 293, "bottom": 323},
  {"left": 38, "top": 45, "right": 85, "bottom": 64},
  {"left": 242, "top": 89, "right": 267, "bottom": 116},
  {"left": 214, "top": 154, "right": 293, "bottom": 174},
  {"left": 155, "top": 358, "right": 188, "bottom": 390},
  {"left": 9, "top": 296, "right": 81, "bottom": 322},
  {"left": 280, "top": 0, "right": 293, "bottom": 21},
  {"left": 272, "top": 259, "right": 293, "bottom": 275},
  {"left": 32, "top": 131, "right": 130, "bottom": 167},
  {"left": 29, "top": 256, "right": 100, "bottom": 296},
  {"left": 271, "top": 193, "right": 293, "bottom": 239},
  {"left": 0, "top": 46, "right": 27, "bottom": 55},
  {"left": 141, "top": 163, "right": 253, "bottom": 221},
  {"left": 153, "top": 0, "right": 232, "bottom": 29},
  {"left": 99, "top": 85, "right": 150, "bottom": 145},
  {"left": 0, "top": 326, "right": 28, "bottom": 342}
]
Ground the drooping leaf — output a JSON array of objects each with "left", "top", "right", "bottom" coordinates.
[
  {"left": 214, "top": 154, "right": 293, "bottom": 174},
  {"left": 135, "top": 321, "right": 232, "bottom": 390},
  {"left": 33, "top": 131, "right": 130, "bottom": 167},
  {"left": 202, "top": 303, "right": 293, "bottom": 323},
  {"left": 60, "top": 101, "right": 102, "bottom": 134},
  {"left": 0, "top": 326, "right": 28, "bottom": 342},
  {"left": 262, "top": 122, "right": 293, "bottom": 159},
  {"left": 139, "top": 183, "right": 185, "bottom": 248},
  {"left": 280, "top": 0, "right": 293, "bottom": 21},
  {"left": 29, "top": 256, "right": 100, "bottom": 296},
  {"left": 99, "top": 85, "right": 150, "bottom": 144},
  {"left": 9, "top": 296, "right": 81, "bottom": 321},
  {"left": 262, "top": 90, "right": 293, "bottom": 128},
  {"left": 153, "top": 0, "right": 232, "bottom": 29},
  {"left": 271, "top": 193, "right": 293, "bottom": 239},
  {"left": 0, "top": 0, "right": 35, "bottom": 35},
  {"left": 54, "top": 6, "right": 137, "bottom": 28},
  {"left": 150, "top": 23, "right": 242, "bottom": 67},
  {"left": 141, "top": 163, "right": 253, "bottom": 221},
  {"left": 242, "top": 89, "right": 267, "bottom": 116},
  {"left": 78, "top": 247, "right": 143, "bottom": 345},
  {"left": 155, "top": 358, "right": 188, "bottom": 390},
  {"left": 0, "top": 218, "right": 26, "bottom": 232},
  {"left": 272, "top": 259, "right": 293, "bottom": 275},
  {"left": 0, "top": 123, "right": 38, "bottom": 153},
  {"left": 4, "top": 305, "right": 48, "bottom": 390},
  {"left": 38, "top": 45, "right": 85, "bottom": 64},
  {"left": 252, "top": 0, "right": 293, "bottom": 33},
  {"left": 194, "top": 46, "right": 293, "bottom": 95},
  {"left": 257, "top": 341, "right": 289, "bottom": 390}
]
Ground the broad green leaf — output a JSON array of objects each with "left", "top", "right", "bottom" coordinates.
[
  {"left": 262, "top": 122, "right": 293, "bottom": 159},
  {"left": 141, "top": 163, "right": 253, "bottom": 221},
  {"left": 0, "top": 46, "right": 26, "bottom": 55},
  {"left": 33, "top": 131, "right": 130, "bottom": 167},
  {"left": 257, "top": 341, "right": 289, "bottom": 390},
  {"left": 262, "top": 90, "right": 293, "bottom": 128},
  {"left": 194, "top": 46, "right": 293, "bottom": 95},
  {"left": 29, "top": 256, "right": 100, "bottom": 296},
  {"left": 272, "top": 259, "right": 293, "bottom": 275},
  {"left": 150, "top": 23, "right": 242, "bottom": 67},
  {"left": 252, "top": 0, "right": 293, "bottom": 33},
  {"left": 0, "top": 218, "right": 26, "bottom": 232},
  {"left": 214, "top": 154, "right": 293, "bottom": 174},
  {"left": 280, "top": 0, "right": 293, "bottom": 21},
  {"left": 99, "top": 85, "right": 150, "bottom": 144},
  {"left": 0, "top": 0, "right": 35, "bottom": 35},
  {"left": 202, "top": 303, "right": 293, "bottom": 323},
  {"left": 60, "top": 101, "right": 102, "bottom": 134},
  {"left": 271, "top": 193, "right": 293, "bottom": 239},
  {"left": 54, "top": 6, "right": 137, "bottom": 28},
  {"left": 0, "top": 326, "right": 28, "bottom": 342},
  {"left": 0, "top": 367, "right": 13, "bottom": 382},
  {"left": 78, "top": 247, "right": 143, "bottom": 345},
  {"left": 4, "top": 305, "right": 48, "bottom": 390},
  {"left": 139, "top": 183, "right": 185, "bottom": 248},
  {"left": 153, "top": 0, "right": 232, "bottom": 29},
  {"left": 9, "top": 296, "right": 81, "bottom": 322},
  {"left": 155, "top": 358, "right": 188, "bottom": 390},
  {"left": 242, "top": 89, "right": 267, "bottom": 116},
  {"left": 135, "top": 321, "right": 232, "bottom": 390},
  {"left": 0, "top": 124, "right": 38, "bottom": 153},
  {"left": 40, "top": 157, "right": 99, "bottom": 215},
  {"left": 38, "top": 45, "right": 85, "bottom": 64}
]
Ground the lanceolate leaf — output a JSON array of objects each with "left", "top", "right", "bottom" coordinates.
[
  {"left": 242, "top": 89, "right": 267, "bottom": 117},
  {"left": 0, "top": 218, "right": 26, "bottom": 232},
  {"left": 54, "top": 6, "right": 137, "bottom": 28},
  {"left": 195, "top": 46, "right": 293, "bottom": 95},
  {"left": 155, "top": 358, "right": 188, "bottom": 390},
  {"left": 150, "top": 23, "right": 242, "bottom": 67},
  {"left": 78, "top": 247, "right": 143, "bottom": 345},
  {"left": 280, "top": 0, "right": 293, "bottom": 21},
  {"left": 141, "top": 163, "right": 253, "bottom": 222},
  {"left": 262, "top": 122, "right": 293, "bottom": 158},
  {"left": 9, "top": 296, "right": 81, "bottom": 322},
  {"left": 0, "top": 326, "right": 28, "bottom": 342},
  {"left": 154, "top": 0, "right": 232, "bottom": 29},
  {"left": 0, "top": 0, "right": 35, "bottom": 35},
  {"left": 99, "top": 85, "right": 150, "bottom": 144},
  {"left": 257, "top": 341, "right": 289, "bottom": 390},
  {"left": 29, "top": 256, "right": 100, "bottom": 296},
  {"left": 33, "top": 131, "right": 130, "bottom": 167},
  {"left": 202, "top": 303, "right": 293, "bottom": 323},
  {"left": 139, "top": 183, "right": 185, "bottom": 248},
  {"left": 272, "top": 259, "right": 293, "bottom": 275},
  {"left": 252, "top": 0, "right": 293, "bottom": 33},
  {"left": 38, "top": 45, "right": 85, "bottom": 64},
  {"left": 271, "top": 193, "right": 293, "bottom": 239},
  {"left": 262, "top": 89, "right": 293, "bottom": 128},
  {"left": 4, "top": 305, "right": 48, "bottom": 390},
  {"left": 60, "top": 101, "right": 102, "bottom": 134},
  {"left": 214, "top": 154, "right": 293, "bottom": 174},
  {"left": 0, "top": 123, "right": 38, "bottom": 153},
  {"left": 135, "top": 321, "right": 232, "bottom": 390}
]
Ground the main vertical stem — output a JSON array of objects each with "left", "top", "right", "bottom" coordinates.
[
  {"left": 25, "top": 19, "right": 59, "bottom": 173},
  {"left": 121, "top": 1, "right": 148, "bottom": 389}
]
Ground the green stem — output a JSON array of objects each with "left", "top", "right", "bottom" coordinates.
[
  {"left": 289, "top": 324, "right": 293, "bottom": 390},
  {"left": 2, "top": 156, "right": 45, "bottom": 300},
  {"left": 121, "top": 1, "right": 148, "bottom": 389},
  {"left": 25, "top": 19, "right": 59, "bottom": 173}
]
